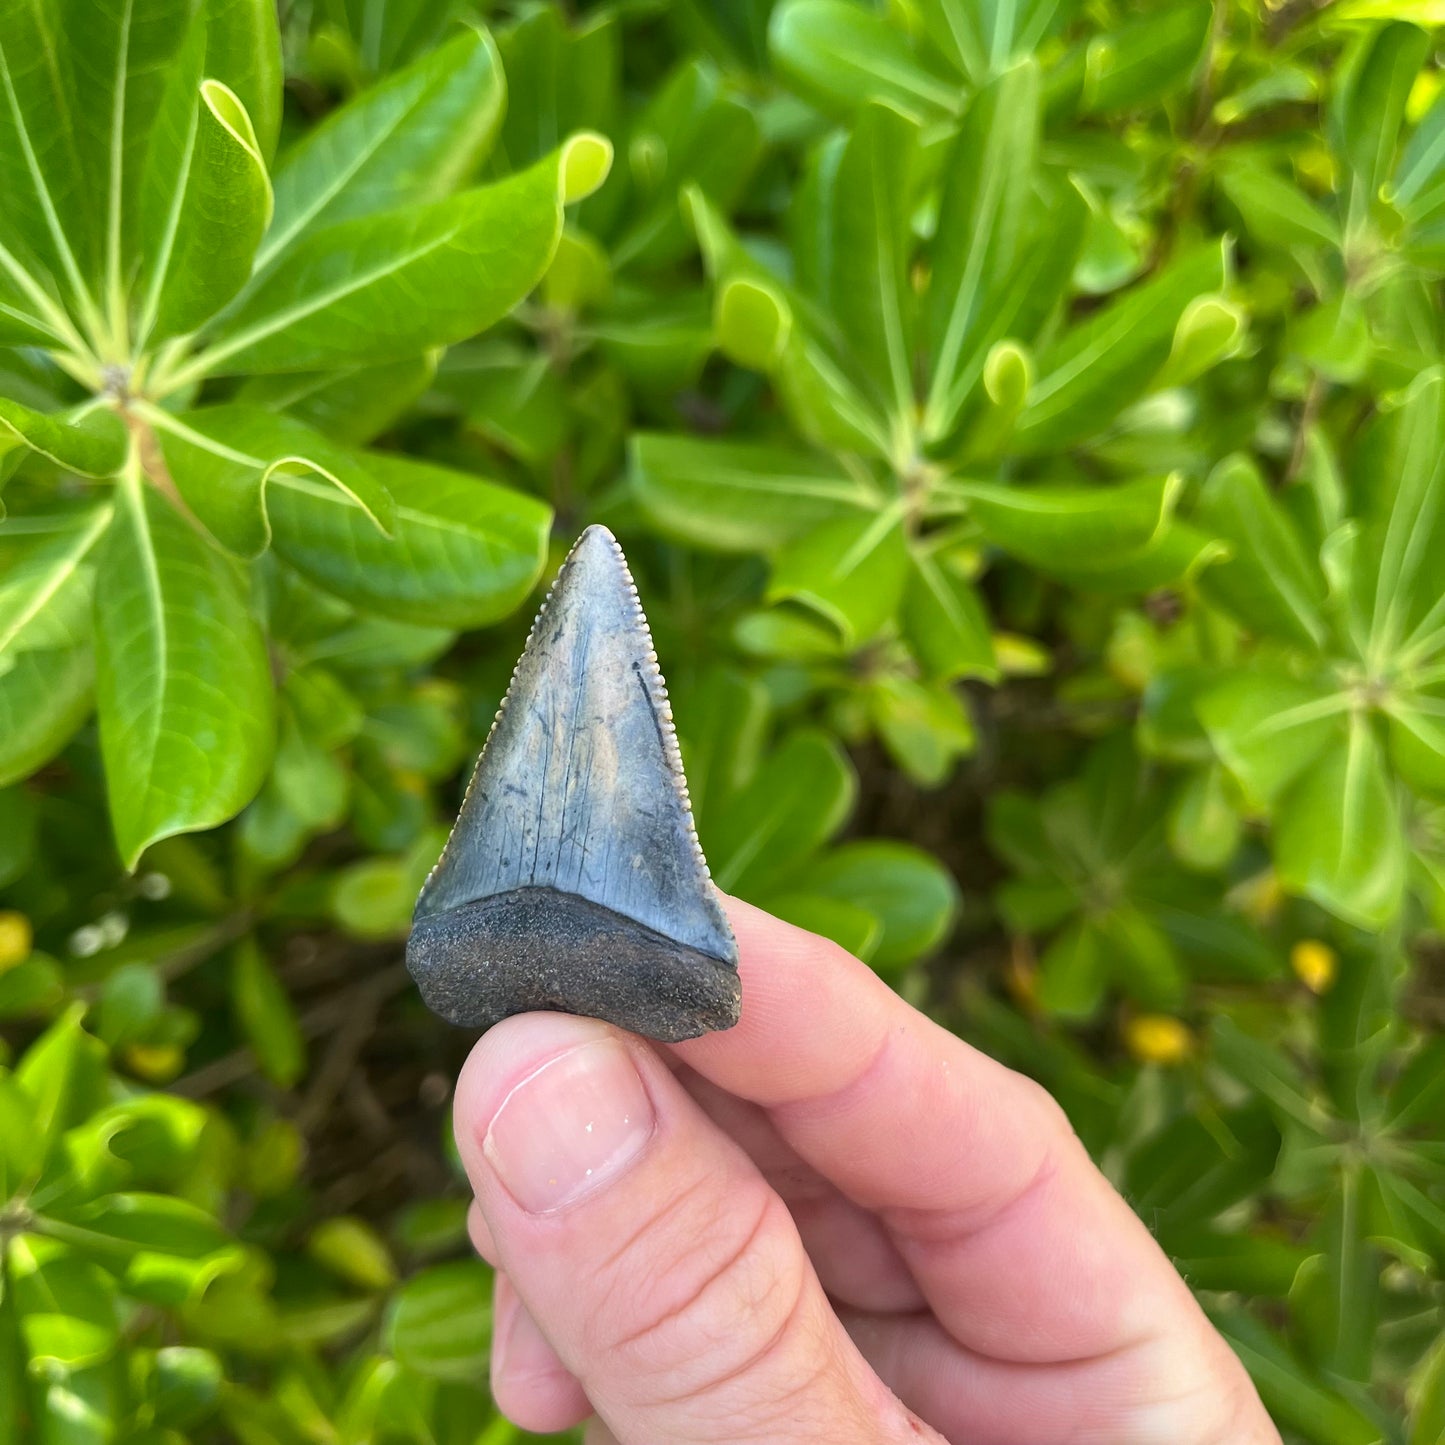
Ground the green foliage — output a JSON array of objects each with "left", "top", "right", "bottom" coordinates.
[{"left": 1, "top": 1, "right": 1443, "bottom": 1442}]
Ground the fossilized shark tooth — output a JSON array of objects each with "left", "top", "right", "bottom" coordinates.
[{"left": 406, "top": 524, "right": 741, "bottom": 1043}]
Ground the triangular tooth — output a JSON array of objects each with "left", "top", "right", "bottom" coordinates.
[{"left": 408, "top": 525, "right": 739, "bottom": 1041}]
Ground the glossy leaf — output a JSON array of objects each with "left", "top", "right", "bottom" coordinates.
[
  {"left": 768, "top": 0, "right": 960, "bottom": 122},
  {"left": 1275, "top": 717, "right": 1406, "bottom": 927},
  {"left": 137, "top": 72, "right": 272, "bottom": 343},
  {"left": 0, "top": 401, "right": 127, "bottom": 478},
  {"left": 267, "top": 452, "right": 551, "bottom": 629},
  {"left": 795, "top": 101, "right": 920, "bottom": 431},
  {"left": 258, "top": 29, "right": 505, "bottom": 278},
  {"left": 629, "top": 433, "right": 878, "bottom": 551},
  {"left": 95, "top": 480, "right": 275, "bottom": 867},
  {"left": 149, "top": 404, "right": 395, "bottom": 557},
  {"left": 198, "top": 136, "right": 611, "bottom": 375},
  {"left": 1196, "top": 455, "right": 1328, "bottom": 649},
  {"left": 923, "top": 61, "right": 1039, "bottom": 442},
  {"left": 704, "top": 729, "right": 855, "bottom": 894},
  {"left": 913, "top": 0, "right": 1068, "bottom": 81},
  {"left": 963, "top": 474, "right": 1178, "bottom": 567},
  {"left": 1014, "top": 242, "right": 1228, "bottom": 452},
  {"left": 230, "top": 937, "right": 305, "bottom": 1088},
  {"left": 383, "top": 1260, "right": 492, "bottom": 1383},
  {"left": 902, "top": 548, "right": 997, "bottom": 681},
  {"left": 1080, "top": 1, "right": 1211, "bottom": 115},
  {"left": 767, "top": 508, "right": 909, "bottom": 643},
  {"left": 1199, "top": 671, "right": 1347, "bottom": 807},
  {"left": 793, "top": 840, "right": 958, "bottom": 968}
]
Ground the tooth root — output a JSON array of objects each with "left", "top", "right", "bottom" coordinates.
[{"left": 407, "top": 524, "right": 740, "bottom": 1042}]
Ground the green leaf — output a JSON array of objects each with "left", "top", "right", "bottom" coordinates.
[
  {"left": 768, "top": 0, "right": 961, "bottom": 122},
  {"left": 17, "top": 1008, "right": 108, "bottom": 1162},
  {"left": 964, "top": 474, "right": 1178, "bottom": 568},
  {"left": 1275, "top": 717, "right": 1407, "bottom": 928},
  {"left": 1080, "top": 1, "right": 1212, "bottom": 115},
  {"left": 95, "top": 963, "right": 162, "bottom": 1047},
  {"left": 230, "top": 938, "right": 305, "bottom": 1089},
  {"left": 0, "top": 784, "right": 35, "bottom": 888},
  {"left": 794, "top": 101, "right": 919, "bottom": 429},
  {"left": 765, "top": 892, "right": 881, "bottom": 959},
  {"left": 95, "top": 480, "right": 276, "bottom": 868},
  {"left": 1410, "top": 1335, "right": 1445, "bottom": 1445},
  {"left": 1038, "top": 917, "right": 1108, "bottom": 1019},
  {"left": 258, "top": 28, "right": 505, "bottom": 278},
  {"left": 1215, "top": 154, "right": 1342, "bottom": 254},
  {"left": 868, "top": 673, "right": 976, "bottom": 786},
  {"left": 266, "top": 452, "right": 550, "bottom": 629},
  {"left": 9, "top": 1241, "right": 120, "bottom": 1372},
  {"left": 705, "top": 729, "right": 855, "bottom": 894},
  {"left": 1014, "top": 242, "right": 1228, "bottom": 453},
  {"left": 0, "top": 403, "right": 127, "bottom": 478},
  {"left": 196, "top": 135, "right": 611, "bottom": 376},
  {"left": 1211, "top": 1310, "right": 1384, "bottom": 1445},
  {"left": 612, "top": 60, "right": 763, "bottom": 272},
  {"left": 1199, "top": 671, "right": 1346, "bottom": 807},
  {"left": 923, "top": 60, "right": 1040, "bottom": 443},
  {"left": 383, "top": 1260, "right": 492, "bottom": 1383},
  {"left": 203, "top": 0, "right": 282, "bottom": 163},
  {"left": 148, "top": 404, "right": 395, "bottom": 558},
  {"left": 768, "top": 508, "right": 909, "bottom": 644},
  {"left": 1127, "top": 1105, "right": 1281, "bottom": 1226},
  {"left": 0, "top": 507, "right": 110, "bottom": 667},
  {"left": 1101, "top": 905, "right": 1186, "bottom": 1010},
  {"left": 1196, "top": 455, "right": 1328, "bottom": 649},
  {"left": 793, "top": 840, "right": 958, "bottom": 969},
  {"left": 47, "top": 1193, "right": 232, "bottom": 1260},
  {"left": 1292, "top": 1172, "right": 1379, "bottom": 1382},
  {"left": 1393, "top": 86, "right": 1445, "bottom": 229},
  {"left": 1167, "top": 764, "right": 1241, "bottom": 871},
  {"left": 716, "top": 276, "right": 789, "bottom": 371},
  {"left": 0, "top": 643, "right": 94, "bottom": 787},
  {"left": 1330, "top": 21, "right": 1429, "bottom": 223},
  {"left": 309, "top": 1216, "right": 396, "bottom": 1291},
  {"left": 1356, "top": 370, "right": 1445, "bottom": 664},
  {"left": 233, "top": 354, "right": 438, "bottom": 445},
  {"left": 912, "top": 0, "right": 1067, "bottom": 82},
  {"left": 150, "top": 1346, "right": 224, "bottom": 1430},
  {"left": 902, "top": 548, "right": 997, "bottom": 681},
  {"left": 136, "top": 73, "right": 272, "bottom": 343},
  {"left": 0, "top": 3, "right": 97, "bottom": 315},
  {"left": 0, "top": 1066, "right": 41, "bottom": 1193},
  {"left": 676, "top": 666, "right": 769, "bottom": 830},
  {"left": 629, "top": 433, "right": 878, "bottom": 553}
]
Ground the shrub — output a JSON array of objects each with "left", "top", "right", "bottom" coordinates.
[{"left": 0, "top": 1, "right": 1442, "bottom": 1441}]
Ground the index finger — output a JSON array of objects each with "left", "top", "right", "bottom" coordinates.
[{"left": 671, "top": 898, "right": 1226, "bottom": 1371}]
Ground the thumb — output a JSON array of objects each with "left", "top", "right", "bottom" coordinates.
[{"left": 454, "top": 1014, "right": 934, "bottom": 1445}]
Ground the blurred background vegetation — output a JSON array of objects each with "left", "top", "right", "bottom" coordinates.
[{"left": 1, "top": 0, "right": 1444, "bottom": 1441}]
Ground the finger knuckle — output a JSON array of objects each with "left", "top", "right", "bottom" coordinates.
[{"left": 593, "top": 1182, "right": 809, "bottom": 1405}]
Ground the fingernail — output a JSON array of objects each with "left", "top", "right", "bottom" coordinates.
[{"left": 484, "top": 1039, "right": 656, "bottom": 1213}]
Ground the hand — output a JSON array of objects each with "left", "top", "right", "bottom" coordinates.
[{"left": 453, "top": 897, "right": 1281, "bottom": 1445}]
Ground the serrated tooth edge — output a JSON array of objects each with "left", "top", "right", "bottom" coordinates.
[{"left": 416, "top": 528, "right": 715, "bottom": 911}]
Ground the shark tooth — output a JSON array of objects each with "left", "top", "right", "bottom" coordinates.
[{"left": 406, "top": 524, "right": 741, "bottom": 1043}]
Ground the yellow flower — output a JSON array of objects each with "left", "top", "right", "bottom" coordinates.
[
  {"left": 123, "top": 1043, "right": 185, "bottom": 1083},
  {"left": 1291, "top": 939, "right": 1338, "bottom": 995},
  {"left": 1125, "top": 1014, "right": 1194, "bottom": 1066},
  {"left": 0, "top": 912, "right": 33, "bottom": 973}
]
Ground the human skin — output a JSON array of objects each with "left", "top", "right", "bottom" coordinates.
[{"left": 452, "top": 896, "right": 1283, "bottom": 1445}]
